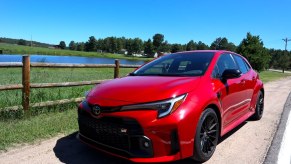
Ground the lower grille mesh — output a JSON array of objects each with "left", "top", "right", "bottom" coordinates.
[{"left": 78, "top": 111, "right": 143, "bottom": 151}]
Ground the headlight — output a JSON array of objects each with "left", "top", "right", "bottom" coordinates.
[{"left": 120, "top": 94, "right": 187, "bottom": 118}]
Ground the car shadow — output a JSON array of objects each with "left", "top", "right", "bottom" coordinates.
[
  {"left": 54, "top": 121, "right": 247, "bottom": 164},
  {"left": 53, "top": 132, "right": 131, "bottom": 164},
  {"left": 53, "top": 132, "right": 201, "bottom": 164}
]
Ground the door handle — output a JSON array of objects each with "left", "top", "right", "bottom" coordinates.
[{"left": 240, "top": 79, "right": 246, "bottom": 85}]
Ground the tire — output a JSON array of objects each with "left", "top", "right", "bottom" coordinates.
[
  {"left": 192, "top": 108, "right": 219, "bottom": 162},
  {"left": 251, "top": 91, "right": 264, "bottom": 120}
]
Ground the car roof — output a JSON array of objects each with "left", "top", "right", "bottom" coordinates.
[{"left": 173, "top": 50, "right": 236, "bottom": 54}]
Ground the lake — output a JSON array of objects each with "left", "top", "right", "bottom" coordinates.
[{"left": 0, "top": 54, "right": 147, "bottom": 65}]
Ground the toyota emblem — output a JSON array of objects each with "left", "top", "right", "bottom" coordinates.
[{"left": 92, "top": 105, "right": 101, "bottom": 116}]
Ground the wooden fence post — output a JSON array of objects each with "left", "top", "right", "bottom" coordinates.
[
  {"left": 22, "top": 56, "right": 30, "bottom": 115},
  {"left": 114, "top": 59, "right": 120, "bottom": 78}
]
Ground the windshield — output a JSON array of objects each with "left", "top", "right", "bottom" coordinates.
[{"left": 132, "top": 52, "right": 214, "bottom": 76}]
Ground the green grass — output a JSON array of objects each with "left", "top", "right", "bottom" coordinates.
[
  {"left": 0, "top": 108, "right": 77, "bottom": 151},
  {"left": 0, "top": 43, "right": 152, "bottom": 61},
  {"left": 0, "top": 69, "right": 290, "bottom": 151},
  {"left": 0, "top": 67, "right": 135, "bottom": 109},
  {"left": 259, "top": 70, "right": 291, "bottom": 83}
]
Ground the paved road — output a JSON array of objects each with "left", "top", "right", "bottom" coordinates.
[
  {"left": 0, "top": 77, "right": 291, "bottom": 164},
  {"left": 277, "top": 98, "right": 291, "bottom": 164},
  {"left": 265, "top": 92, "right": 291, "bottom": 164}
]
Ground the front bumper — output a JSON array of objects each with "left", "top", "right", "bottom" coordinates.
[
  {"left": 77, "top": 108, "right": 184, "bottom": 162},
  {"left": 78, "top": 110, "right": 154, "bottom": 158},
  {"left": 77, "top": 133, "right": 181, "bottom": 163}
]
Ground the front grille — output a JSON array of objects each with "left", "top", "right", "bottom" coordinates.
[
  {"left": 78, "top": 110, "right": 153, "bottom": 157},
  {"left": 78, "top": 112, "right": 143, "bottom": 151},
  {"left": 79, "top": 117, "right": 130, "bottom": 150}
]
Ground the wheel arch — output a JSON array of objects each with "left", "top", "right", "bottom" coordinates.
[
  {"left": 205, "top": 104, "right": 222, "bottom": 136},
  {"left": 260, "top": 88, "right": 264, "bottom": 97}
]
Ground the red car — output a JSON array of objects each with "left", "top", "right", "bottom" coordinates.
[{"left": 77, "top": 50, "right": 264, "bottom": 163}]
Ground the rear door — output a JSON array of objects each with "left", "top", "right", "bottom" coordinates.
[
  {"left": 231, "top": 54, "right": 254, "bottom": 117},
  {"left": 232, "top": 54, "right": 256, "bottom": 110}
]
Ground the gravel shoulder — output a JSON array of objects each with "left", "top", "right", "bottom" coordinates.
[{"left": 0, "top": 77, "right": 291, "bottom": 164}]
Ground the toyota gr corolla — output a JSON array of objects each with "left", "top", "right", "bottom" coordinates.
[{"left": 77, "top": 50, "right": 264, "bottom": 163}]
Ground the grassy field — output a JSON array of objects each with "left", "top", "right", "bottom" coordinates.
[
  {"left": 0, "top": 43, "right": 152, "bottom": 61},
  {"left": 0, "top": 67, "right": 135, "bottom": 109},
  {"left": 0, "top": 69, "right": 290, "bottom": 151},
  {"left": 0, "top": 109, "right": 77, "bottom": 151},
  {"left": 259, "top": 70, "right": 291, "bottom": 83}
]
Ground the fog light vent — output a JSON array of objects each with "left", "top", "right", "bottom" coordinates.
[{"left": 143, "top": 141, "right": 150, "bottom": 148}]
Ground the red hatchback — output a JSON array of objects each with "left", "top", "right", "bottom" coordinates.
[{"left": 77, "top": 50, "right": 264, "bottom": 163}]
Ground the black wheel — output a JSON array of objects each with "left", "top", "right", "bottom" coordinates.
[
  {"left": 192, "top": 108, "right": 219, "bottom": 162},
  {"left": 251, "top": 91, "right": 264, "bottom": 120}
]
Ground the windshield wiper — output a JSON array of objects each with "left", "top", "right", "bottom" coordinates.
[{"left": 128, "top": 73, "right": 136, "bottom": 76}]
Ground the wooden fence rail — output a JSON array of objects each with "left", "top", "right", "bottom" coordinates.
[{"left": 0, "top": 56, "right": 141, "bottom": 114}]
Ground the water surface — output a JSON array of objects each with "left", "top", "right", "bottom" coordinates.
[{"left": 0, "top": 54, "right": 146, "bottom": 65}]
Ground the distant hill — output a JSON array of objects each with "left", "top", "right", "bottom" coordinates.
[{"left": 0, "top": 37, "right": 53, "bottom": 48}]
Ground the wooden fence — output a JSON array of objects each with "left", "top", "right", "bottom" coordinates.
[{"left": 0, "top": 56, "right": 141, "bottom": 114}]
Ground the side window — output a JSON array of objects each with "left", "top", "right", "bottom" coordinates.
[
  {"left": 244, "top": 60, "right": 251, "bottom": 71},
  {"left": 213, "top": 54, "right": 238, "bottom": 78},
  {"left": 233, "top": 55, "right": 248, "bottom": 74}
]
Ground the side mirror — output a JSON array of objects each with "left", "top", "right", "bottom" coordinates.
[{"left": 221, "top": 69, "right": 241, "bottom": 80}]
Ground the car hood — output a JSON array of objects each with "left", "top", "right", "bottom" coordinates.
[{"left": 87, "top": 76, "right": 201, "bottom": 105}]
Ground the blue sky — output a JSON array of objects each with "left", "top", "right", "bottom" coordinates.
[{"left": 1, "top": 0, "right": 291, "bottom": 50}]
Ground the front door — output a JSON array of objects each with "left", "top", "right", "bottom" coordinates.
[{"left": 211, "top": 53, "right": 245, "bottom": 128}]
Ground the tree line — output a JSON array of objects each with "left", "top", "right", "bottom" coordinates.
[
  {"left": 57, "top": 33, "right": 290, "bottom": 72},
  {"left": 1, "top": 33, "right": 289, "bottom": 73},
  {"left": 61, "top": 34, "right": 212, "bottom": 56},
  {"left": 0, "top": 37, "right": 52, "bottom": 47}
]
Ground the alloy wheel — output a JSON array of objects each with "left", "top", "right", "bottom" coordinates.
[
  {"left": 257, "top": 94, "right": 264, "bottom": 117},
  {"left": 199, "top": 114, "right": 219, "bottom": 156}
]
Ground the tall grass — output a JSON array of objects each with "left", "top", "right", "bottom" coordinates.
[{"left": 0, "top": 67, "right": 135, "bottom": 117}]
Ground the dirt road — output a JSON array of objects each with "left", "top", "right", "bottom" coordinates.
[{"left": 1, "top": 77, "right": 291, "bottom": 164}]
